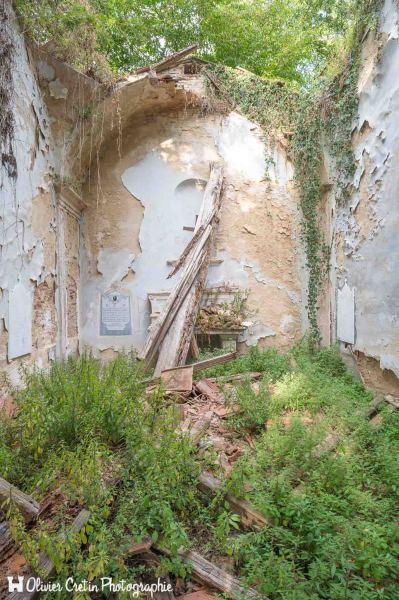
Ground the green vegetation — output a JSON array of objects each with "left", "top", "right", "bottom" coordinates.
[
  {"left": 17, "top": 0, "right": 355, "bottom": 82},
  {"left": 208, "top": 344, "right": 399, "bottom": 599},
  {"left": 204, "top": 0, "right": 383, "bottom": 340},
  {"left": 2, "top": 346, "right": 399, "bottom": 598},
  {"left": 1, "top": 355, "right": 204, "bottom": 587},
  {"left": 13, "top": 0, "right": 383, "bottom": 339}
]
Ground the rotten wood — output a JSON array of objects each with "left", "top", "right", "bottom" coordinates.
[
  {"left": 209, "top": 372, "right": 262, "bottom": 384},
  {"left": 127, "top": 536, "right": 152, "bottom": 556},
  {"left": 194, "top": 379, "right": 222, "bottom": 402},
  {"left": 192, "top": 352, "right": 237, "bottom": 374},
  {"left": 190, "top": 335, "right": 200, "bottom": 360},
  {"left": 385, "top": 394, "right": 399, "bottom": 409},
  {"left": 136, "top": 44, "right": 198, "bottom": 74},
  {"left": 141, "top": 226, "right": 211, "bottom": 368},
  {"left": 311, "top": 433, "right": 340, "bottom": 459},
  {"left": 141, "top": 164, "right": 224, "bottom": 374},
  {"left": 8, "top": 509, "right": 91, "bottom": 600},
  {"left": 362, "top": 394, "right": 385, "bottom": 418},
  {"left": 0, "top": 477, "right": 40, "bottom": 523},
  {"left": 189, "top": 414, "right": 212, "bottom": 446},
  {"left": 311, "top": 395, "right": 387, "bottom": 460},
  {"left": 155, "top": 163, "right": 224, "bottom": 374},
  {"left": 161, "top": 365, "right": 194, "bottom": 392},
  {"left": 0, "top": 520, "right": 15, "bottom": 565},
  {"left": 198, "top": 472, "right": 270, "bottom": 530},
  {"left": 204, "top": 71, "right": 235, "bottom": 108},
  {"left": 142, "top": 352, "right": 236, "bottom": 387},
  {"left": 128, "top": 551, "right": 177, "bottom": 599},
  {"left": 158, "top": 547, "right": 264, "bottom": 600}
]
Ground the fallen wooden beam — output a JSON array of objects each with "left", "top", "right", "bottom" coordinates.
[
  {"left": 150, "top": 164, "right": 224, "bottom": 376},
  {"left": 158, "top": 547, "right": 265, "bottom": 600},
  {"left": 0, "top": 477, "right": 40, "bottom": 523},
  {"left": 311, "top": 432, "right": 341, "bottom": 459},
  {"left": 161, "top": 365, "right": 194, "bottom": 392},
  {"left": 127, "top": 536, "right": 152, "bottom": 556},
  {"left": 198, "top": 472, "right": 270, "bottom": 529},
  {"left": 385, "top": 394, "right": 399, "bottom": 409},
  {"left": 194, "top": 379, "right": 222, "bottom": 402},
  {"left": 310, "top": 394, "right": 386, "bottom": 460},
  {"left": 209, "top": 372, "right": 262, "bottom": 384},
  {"left": 142, "top": 353, "right": 236, "bottom": 387},
  {"left": 188, "top": 415, "right": 213, "bottom": 446},
  {"left": 362, "top": 394, "right": 385, "bottom": 418},
  {"left": 8, "top": 509, "right": 91, "bottom": 600},
  {"left": 141, "top": 224, "right": 212, "bottom": 368},
  {"left": 0, "top": 520, "right": 15, "bottom": 566},
  {"left": 136, "top": 44, "right": 199, "bottom": 74},
  {"left": 192, "top": 352, "right": 237, "bottom": 374}
]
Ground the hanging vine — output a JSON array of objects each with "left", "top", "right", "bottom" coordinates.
[
  {"left": 204, "top": 0, "right": 383, "bottom": 343},
  {"left": 0, "top": 1, "right": 17, "bottom": 179}
]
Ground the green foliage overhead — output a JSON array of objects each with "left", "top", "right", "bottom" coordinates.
[{"left": 17, "top": 0, "right": 356, "bottom": 81}]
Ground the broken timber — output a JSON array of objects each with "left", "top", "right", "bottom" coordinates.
[
  {"left": 310, "top": 394, "right": 386, "bottom": 459},
  {"left": 140, "top": 164, "right": 224, "bottom": 376},
  {"left": 191, "top": 352, "right": 236, "bottom": 373},
  {"left": 0, "top": 477, "right": 40, "bottom": 523},
  {"left": 198, "top": 472, "right": 270, "bottom": 530},
  {"left": 8, "top": 509, "right": 91, "bottom": 600},
  {"left": 141, "top": 353, "right": 236, "bottom": 387},
  {"left": 158, "top": 547, "right": 265, "bottom": 600},
  {"left": 127, "top": 536, "right": 153, "bottom": 556},
  {"left": 136, "top": 44, "right": 199, "bottom": 74}
]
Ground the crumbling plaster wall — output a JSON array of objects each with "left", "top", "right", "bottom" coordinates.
[
  {"left": 0, "top": 10, "right": 56, "bottom": 387},
  {"left": 327, "top": 0, "right": 399, "bottom": 391},
  {"left": 0, "top": 8, "right": 85, "bottom": 392},
  {"left": 80, "top": 93, "right": 303, "bottom": 356}
]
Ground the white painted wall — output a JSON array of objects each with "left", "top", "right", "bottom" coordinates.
[
  {"left": 0, "top": 8, "right": 53, "bottom": 371},
  {"left": 334, "top": 0, "right": 399, "bottom": 376}
]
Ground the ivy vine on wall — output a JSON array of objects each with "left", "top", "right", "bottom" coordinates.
[
  {"left": 0, "top": 2, "right": 17, "bottom": 179},
  {"left": 205, "top": 0, "right": 383, "bottom": 342}
]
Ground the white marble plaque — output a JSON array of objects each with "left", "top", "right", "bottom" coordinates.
[
  {"left": 8, "top": 282, "right": 33, "bottom": 359},
  {"left": 337, "top": 282, "right": 355, "bottom": 344},
  {"left": 100, "top": 292, "right": 132, "bottom": 335}
]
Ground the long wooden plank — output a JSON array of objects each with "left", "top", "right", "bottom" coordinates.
[
  {"left": 385, "top": 394, "right": 399, "bottom": 409},
  {"left": 142, "top": 164, "right": 224, "bottom": 373},
  {"left": 198, "top": 472, "right": 270, "bottom": 529},
  {"left": 158, "top": 547, "right": 264, "bottom": 600},
  {"left": 140, "top": 227, "right": 211, "bottom": 366},
  {"left": 209, "top": 372, "right": 262, "bottom": 384},
  {"left": 136, "top": 44, "right": 198, "bottom": 74},
  {"left": 141, "top": 353, "right": 236, "bottom": 387},
  {"left": 127, "top": 536, "right": 152, "bottom": 556},
  {"left": 0, "top": 477, "right": 40, "bottom": 523},
  {"left": 192, "top": 352, "right": 237, "bottom": 374},
  {"left": 8, "top": 509, "right": 91, "bottom": 599},
  {"left": 311, "top": 395, "right": 386, "bottom": 460}
]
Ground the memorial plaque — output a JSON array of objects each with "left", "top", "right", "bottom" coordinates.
[
  {"left": 8, "top": 281, "right": 33, "bottom": 359},
  {"left": 100, "top": 291, "right": 132, "bottom": 336}
]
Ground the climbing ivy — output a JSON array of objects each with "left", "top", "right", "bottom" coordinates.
[
  {"left": 0, "top": 2, "right": 17, "bottom": 178},
  {"left": 205, "top": 0, "right": 383, "bottom": 342}
]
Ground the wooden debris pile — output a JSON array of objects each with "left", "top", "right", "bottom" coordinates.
[
  {"left": 196, "top": 304, "right": 244, "bottom": 332},
  {"left": 140, "top": 163, "right": 224, "bottom": 378}
]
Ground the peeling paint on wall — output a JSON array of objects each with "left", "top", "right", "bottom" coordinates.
[
  {"left": 80, "top": 107, "right": 303, "bottom": 355},
  {"left": 0, "top": 9, "right": 56, "bottom": 376},
  {"left": 329, "top": 0, "right": 399, "bottom": 378}
]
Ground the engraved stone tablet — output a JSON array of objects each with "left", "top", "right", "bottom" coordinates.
[
  {"left": 8, "top": 282, "right": 33, "bottom": 359},
  {"left": 337, "top": 282, "right": 355, "bottom": 344},
  {"left": 100, "top": 292, "right": 132, "bottom": 336}
]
